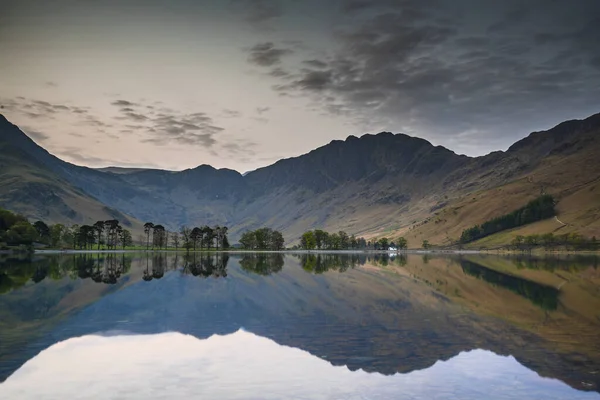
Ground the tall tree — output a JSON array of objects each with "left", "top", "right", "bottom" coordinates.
[
  {"left": 314, "top": 230, "right": 328, "bottom": 250},
  {"left": 33, "top": 221, "right": 50, "bottom": 243},
  {"left": 171, "top": 231, "right": 180, "bottom": 250},
  {"left": 120, "top": 229, "right": 133, "bottom": 249},
  {"left": 93, "top": 221, "right": 105, "bottom": 250},
  {"left": 153, "top": 225, "right": 166, "bottom": 249},
  {"left": 397, "top": 237, "right": 408, "bottom": 250},
  {"left": 191, "top": 227, "right": 202, "bottom": 251},
  {"left": 301, "top": 231, "right": 317, "bottom": 250},
  {"left": 144, "top": 222, "right": 154, "bottom": 250},
  {"left": 180, "top": 226, "right": 192, "bottom": 252}
]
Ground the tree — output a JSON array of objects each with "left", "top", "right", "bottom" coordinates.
[
  {"left": 49, "top": 224, "right": 65, "bottom": 248},
  {"left": 397, "top": 237, "right": 408, "bottom": 250},
  {"left": 120, "top": 228, "right": 132, "bottom": 249},
  {"left": 512, "top": 235, "right": 525, "bottom": 251},
  {"left": 93, "top": 221, "right": 105, "bottom": 250},
  {"left": 203, "top": 226, "right": 215, "bottom": 249},
  {"left": 240, "top": 231, "right": 257, "bottom": 249},
  {"left": 377, "top": 237, "right": 389, "bottom": 250},
  {"left": 350, "top": 234, "right": 358, "bottom": 249},
  {"left": 6, "top": 221, "right": 38, "bottom": 245},
  {"left": 180, "top": 226, "right": 192, "bottom": 252},
  {"left": 301, "top": 231, "right": 316, "bottom": 250},
  {"left": 190, "top": 227, "right": 201, "bottom": 251},
  {"left": 269, "top": 230, "right": 285, "bottom": 250},
  {"left": 338, "top": 231, "right": 350, "bottom": 249},
  {"left": 33, "top": 221, "right": 50, "bottom": 243},
  {"left": 69, "top": 224, "right": 80, "bottom": 249},
  {"left": 144, "top": 222, "right": 154, "bottom": 250},
  {"left": 153, "top": 225, "right": 166, "bottom": 249},
  {"left": 171, "top": 232, "right": 180, "bottom": 250},
  {"left": 422, "top": 240, "right": 431, "bottom": 250},
  {"left": 314, "top": 230, "right": 328, "bottom": 250},
  {"left": 104, "top": 220, "right": 120, "bottom": 250}
]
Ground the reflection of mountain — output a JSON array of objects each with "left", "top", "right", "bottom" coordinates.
[
  {"left": 0, "top": 331, "right": 589, "bottom": 400},
  {"left": 460, "top": 259, "right": 559, "bottom": 310},
  {"left": 0, "top": 254, "right": 599, "bottom": 394}
]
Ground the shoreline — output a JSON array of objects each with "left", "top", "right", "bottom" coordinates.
[{"left": 29, "top": 249, "right": 600, "bottom": 255}]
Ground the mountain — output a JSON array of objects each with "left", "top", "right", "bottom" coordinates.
[
  {"left": 0, "top": 115, "right": 143, "bottom": 231},
  {"left": 1, "top": 112, "right": 599, "bottom": 244}
]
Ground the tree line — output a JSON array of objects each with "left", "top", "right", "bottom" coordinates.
[
  {"left": 511, "top": 232, "right": 598, "bottom": 252},
  {"left": 299, "top": 229, "right": 411, "bottom": 250},
  {"left": 142, "top": 222, "right": 230, "bottom": 252},
  {"left": 460, "top": 195, "right": 556, "bottom": 243},
  {"left": 239, "top": 227, "right": 285, "bottom": 250},
  {"left": 0, "top": 208, "right": 133, "bottom": 250}
]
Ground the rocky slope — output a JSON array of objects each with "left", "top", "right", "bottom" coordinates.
[{"left": 1, "top": 112, "right": 599, "bottom": 244}]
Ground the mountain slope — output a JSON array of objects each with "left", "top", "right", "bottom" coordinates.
[
  {"left": 1, "top": 112, "right": 599, "bottom": 244},
  {"left": 0, "top": 115, "right": 144, "bottom": 231}
]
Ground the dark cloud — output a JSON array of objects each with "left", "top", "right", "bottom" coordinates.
[
  {"left": 111, "top": 100, "right": 138, "bottom": 107},
  {"left": 253, "top": 0, "right": 600, "bottom": 153},
  {"left": 247, "top": 42, "right": 292, "bottom": 66},
  {"left": 138, "top": 111, "right": 224, "bottom": 147},
  {"left": 302, "top": 59, "right": 328, "bottom": 69},
  {"left": 233, "top": 0, "right": 282, "bottom": 25}
]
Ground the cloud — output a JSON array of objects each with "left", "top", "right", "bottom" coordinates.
[
  {"left": 22, "top": 127, "right": 50, "bottom": 142},
  {"left": 142, "top": 112, "right": 224, "bottom": 147},
  {"left": 302, "top": 59, "right": 328, "bottom": 69},
  {"left": 233, "top": 0, "right": 283, "bottom": 25},
  {"left": 252, "top": 0, "right": 600, "bottom": 154},
  {"left": 247, "top": 42, "right": 292, "bottom": 66},
  {"left": 256, "top": 107, "right": 270, "bottom": 115},
  {"left": 222, "top": 109, "right": 242, "bottom": 118},
  {"left": 56, "top": 146, "right": 163, "bottom": 168},
  {"left": 111, "top": 100, "right": 138, "bottom": 107}
]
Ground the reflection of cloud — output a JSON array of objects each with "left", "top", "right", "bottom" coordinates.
[{"left": 0, "top": 331, "right": 580, "bottom": 400}]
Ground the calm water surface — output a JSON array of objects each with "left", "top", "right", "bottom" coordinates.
[{"left": 0, "top": 252, "right": 599, "bottom": 399}]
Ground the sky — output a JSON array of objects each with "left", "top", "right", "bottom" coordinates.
[{"left": 1, "top": 0, "right": 599, "bottom": 173}]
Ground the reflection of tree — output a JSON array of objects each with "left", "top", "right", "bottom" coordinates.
[
  {"left": 240, "top": 254, "right": 284, "bottom": 275},
  {"left": 299, "top": 254, "right": 364, "bottom": 274},
  {"left": 70, "top": 253, "right": 131, "bottom": 285},
  {"left": 370, "top": 254, "right": 407, "bottom": 267},
  {"left": 181, "top": 253, "right": 229, "bottom": 279},
  {"left": 460, "top": 259, "right": 559, "bottom": 311}
]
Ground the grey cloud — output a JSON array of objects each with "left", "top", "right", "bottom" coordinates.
[
  {"left": 248, "top": 42, "right": 292, "bottom": 67},
  {"left": 256, "top": 107, "right": 270, "bottom": 114},
  {"left": 302, "top": 59, "right": 328, "bottom": 69},
  {"left": 23, "top": 127, "right": 49, "bottom": 142},
  {"left": 57, "top": 146, "right": 162, "bottom": 168},
  {"left": 234, "top": 0, "right": 282, "bottom": 24},
  {"left": 222, "top": 109, "right": 242, "bottom": 118},
  {"left": 258, "top": 0, "right": 600, "bottom": 154},
  {"left": 268, "top": 67, "right": 290, "bottom": 78},
  {"left": 111, "top": 100, "right": 138, "bottom": 107},
  {"left": 140, "top": 111, "right": 224, "bottom": 147}
]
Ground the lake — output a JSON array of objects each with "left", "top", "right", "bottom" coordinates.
[{"left": 0, "top": 252, "right": 599, "bottom": 399}]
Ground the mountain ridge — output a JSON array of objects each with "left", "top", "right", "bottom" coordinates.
[{"left": 1, "top": 112, "right": 599, "bottom": 244}]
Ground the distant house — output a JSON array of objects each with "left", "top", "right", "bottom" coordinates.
[{"left": 388, "top": 247, "right": 397, "bottom": 252}]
